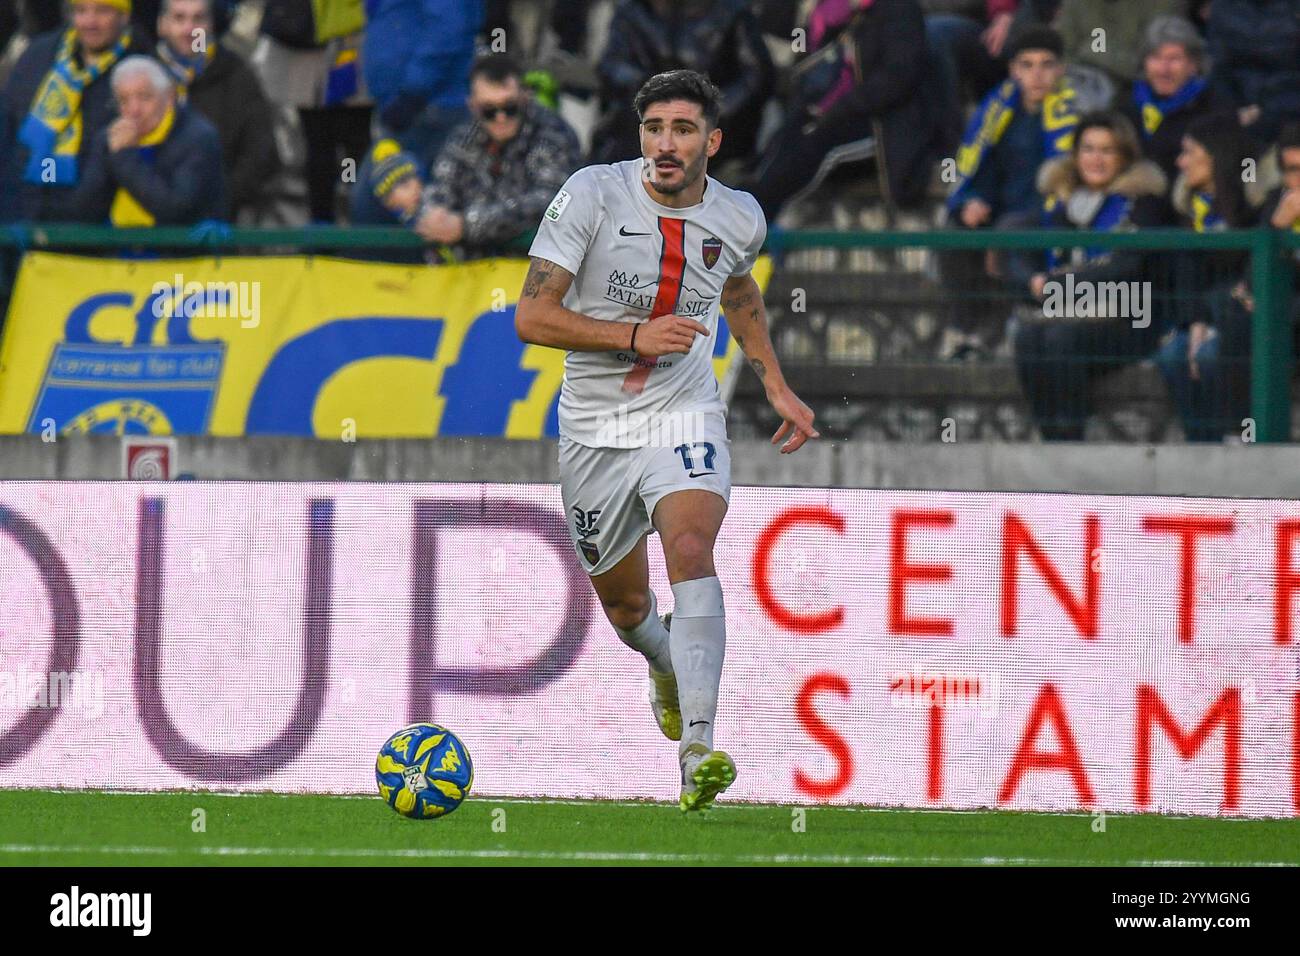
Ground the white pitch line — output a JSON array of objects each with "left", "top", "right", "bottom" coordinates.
[
  {"left": 29, "top": 791, "right": 1288, "bottom": 822},
  {"left": 24, "top": 789, "right": 1300, "bottom": 824},
  {"left": 0, "top": 844, "right": 1292, "bottom": 866}
]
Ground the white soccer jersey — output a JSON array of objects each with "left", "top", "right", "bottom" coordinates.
[{"left": 528, "top": 159, "right": 766, "bottom": 448}]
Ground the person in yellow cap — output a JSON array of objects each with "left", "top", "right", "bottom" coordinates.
[{"left": 0, "top": 0, "right": 148, "bottom": 222}]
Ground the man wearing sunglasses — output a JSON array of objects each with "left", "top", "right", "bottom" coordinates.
[{"left": 367, "top": 52, "right": 581, "bottom": 254}]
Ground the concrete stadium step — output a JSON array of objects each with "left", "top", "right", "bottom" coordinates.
[{"left": 733, "top": 360, "right": 1172, "bottom": 404}]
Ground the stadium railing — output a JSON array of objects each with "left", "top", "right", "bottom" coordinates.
[{"left": 1, "top": 225, "right": 1296, "bottom": 442}]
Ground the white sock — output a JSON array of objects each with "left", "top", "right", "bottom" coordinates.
[
  {"left": 612, "top": 589, "right": 673, "bottom": 674},
  {"left": 669, "top": 576, "right": 726, "bottom": 753}
]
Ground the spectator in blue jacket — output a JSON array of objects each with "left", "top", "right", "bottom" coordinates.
[
  {"left": 363, "top": 0, "right": 485, "bottom": 169},
  {"left": 939, "top": 25, "right": 1080, "bottom": 357},
  {"left": 75, "top": 55, "right": 227, "bottom": 224},
  {"left": 947, "top": 26, "right": 1078, "bottom": 226},
  {"left": 0, "top": 0, "right": 149, "bottom": 223}
]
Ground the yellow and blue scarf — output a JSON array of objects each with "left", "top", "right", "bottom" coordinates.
[
  {"left": 109, "top": 105, "right": 177, "bottom": 228},
  {"left": 950, "top": 78, "right": 1078, "bottom": 210},
  {"left": 1043, "top": 191, "right": 1135, "bottom": 270},
  {"left": 156, "top": 40, "right": 217, "bottom": 105},
  {"left": 19, "top": 28, "right": 132, "bottom": 186},
  {"left": 1191, "top": 192, "right": 1224, "bottom": 232},
  {"left": 1133, "top": 77, "right": 1207, "bottom": 138}
]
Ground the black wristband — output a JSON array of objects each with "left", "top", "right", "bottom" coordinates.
[{"left": 630, "top": 323, "right": 638, "bottom": 352}]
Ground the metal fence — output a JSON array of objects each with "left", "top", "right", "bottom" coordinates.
[{"left": 1, "top": 225, "right": 1297, "bottom": 442}]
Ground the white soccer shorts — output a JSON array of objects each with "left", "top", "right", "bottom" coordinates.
[{"left": 558, "top": 412, "right": 732, "bottom": 576}]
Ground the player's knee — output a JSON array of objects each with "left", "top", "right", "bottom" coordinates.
[
  {"left": 601, "top": 590, "right": 652, "bottom": 631},
  {"left": 663, "top": 530, "right": 715, "bottom": 579}
]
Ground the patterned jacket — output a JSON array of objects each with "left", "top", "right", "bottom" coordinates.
[{"left": 425, "top": 101, "right": 581, "bottom": 251}]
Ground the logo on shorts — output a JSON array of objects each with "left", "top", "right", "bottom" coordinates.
[
  {"left": 573, "top": 506, "right": 602, "bottom": 539},
  {"left": 701, "top": 237, "right": 723, "bottom": 270},
  {"left": 573, "top": 506, "right": 602, "bottom": 564}
]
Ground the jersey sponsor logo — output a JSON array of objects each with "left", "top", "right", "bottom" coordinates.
[
  {"left": 615, "top": 352, "right": 673, "bottom": 369},
  {"left": 604, "top": 270, "right": 714, "bottom": 317},
  {"left": 701, "top": 237, "right": 723, "bottom": 270},
  {"left": 545, "top": 189, "right": 573, "bottom": 221},
  {"left": 605, "top": 270, "right": 659, "bottom": 311}
]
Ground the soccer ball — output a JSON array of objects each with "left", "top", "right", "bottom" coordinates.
[{"left": 375, "top": 723, "right": 474, "bottom": 818}]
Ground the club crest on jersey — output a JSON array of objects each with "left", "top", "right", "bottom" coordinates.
[{"left": 702, "top": 237, "right": 723, "bottom": 270}]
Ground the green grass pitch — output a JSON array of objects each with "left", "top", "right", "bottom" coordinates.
[{"left": 1, "top": 790, "right": 1297, "bottom": 866}]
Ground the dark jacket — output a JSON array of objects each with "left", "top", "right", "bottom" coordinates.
[
  {"left": 0, "top": 27, "right": 150, "bottom": 222},
  {"left": 170, "top": 43, "right": 280, "bottom": 215},
  {"left": 959, "top": 106, "right": 1050, "bottom": 217},
  {"left": 75, "top": 105, "right": 228, "bottom": 225},
  {"left": 1117, "top": 81, "right": 1227, "bottom": 188},
  {"left": 1208, "top": 0, "right": 1300, "bottom": 142},
  {"left": 1166, "top": 172, "right": 1257, "bottom": 325},
  {"left": 592, "top": 0, "right": 774, "bottom": 165},
  {"left": 427, "top": 101, "right": 582, "bottom": 249},
  {"left": 1260, "top": 184, "right": 1300, "bottom": 286},
  {"left": 822, "top": 0, "right": 944, "bottom": 208}
]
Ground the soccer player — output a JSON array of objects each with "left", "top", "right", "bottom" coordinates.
[{"left": 516, "top": 70, "right": 818, "bottom": 812}]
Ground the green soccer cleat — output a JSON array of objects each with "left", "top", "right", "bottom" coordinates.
[
  {"left": 679, "top": 742, "right": 737, "bottom": 813},
  {"left": 649, "top": 613, "right": 681, "bottom": 741}
]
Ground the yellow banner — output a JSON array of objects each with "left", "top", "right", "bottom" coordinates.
[{"left": 0, "top": 253, "right": 769, "bottom": 439}]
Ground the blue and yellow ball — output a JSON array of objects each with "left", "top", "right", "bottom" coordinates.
[{"left": 375, "top": 723, "right": 474, "bottom": 818}]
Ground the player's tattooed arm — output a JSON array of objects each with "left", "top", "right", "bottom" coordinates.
[
  {"left": 721, "top": 273, "right": 820, "bottom": 454},
  {"left": 516, "top": 257, "right": 637, "bottom": 352},
  {"left": 720, "top": 273, "right": 782, "bottom": 388},
  {"left": 520, "top": 257, "right": 568, "bottom": 301}
]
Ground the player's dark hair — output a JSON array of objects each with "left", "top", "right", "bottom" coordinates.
[
  {"left": 633, "top": 70, "right": 722, "bottom": 130},
  {"left": 470, "top": 53, "right": 523, "bottom": 87}
]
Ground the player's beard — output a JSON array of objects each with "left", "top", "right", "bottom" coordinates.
[{"left": 645, "top": 152, "right": 705, "bottom": 196}]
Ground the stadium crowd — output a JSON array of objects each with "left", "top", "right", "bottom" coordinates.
[{"left": 1, "top": 0, "right": 1298, "bottom": 441}]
